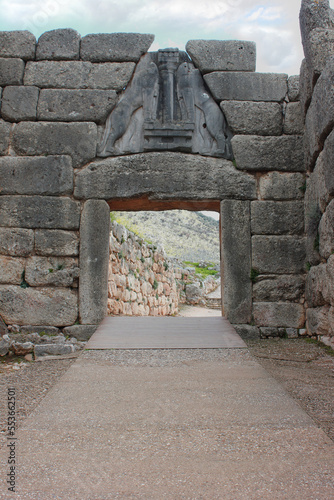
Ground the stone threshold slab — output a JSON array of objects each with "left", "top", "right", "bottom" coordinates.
[{"left": 85, "top": 316, "right": 246, "bottom": 349}]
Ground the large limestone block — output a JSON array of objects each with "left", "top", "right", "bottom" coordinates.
[
  {"left": 0, "top": 196, "right": 80, "bottom": 229},
  {"left": 288, "top": 75, "right": 300, "bottom": 102},
  {"left": 299, "top": 59, "right": 313, "bottom": 116},
  {"left": 0, "top": 285, "right": 78, "bottom": 326},
  {"left": 232, "top": 136, "right": 304, "bottom": 172},
  {"left": 204, "top": 72, "right": 287, "bottom": 102},
  {"left": 259, "top": 172, "right": 305, "bottom": 200},
  {"left": 319, "top": 199, "right": 334, "bottom": 259},
  {"left": 253, "top": 302, "right": 305, "bottom": 328},
  {"left": 283, "top": 102, "right": 304, "bottom": 135},
  {"left": 37, "top": 89, "right": 117, "bottom": 123},
  {"left": 326, "top": 254, "right": 334, "bottom": 306},
  {"left": 220, "top": 101, "right": 282, "bottom": 136},
  {"left": 35, "top": 230, "right": 79, "bottom": 256},
  {"left": 0, "top": 156, "right": 73, "bottom": 195},
  {"left": 305, "top": 59, "right": 334, "bottom": 169},
  {"left": 251, "top": 201, "right": 304, "bottom": 235},
  {"left": 80, "top": 33, "right": 154, "bottom": 62},
  {"left": 253, "top": 275, "right": 305, "bottom": 302},
  {"left": 186, "top": 40, "right": 256, "bottom": 73},
  {"left": 305, "top": 153, "right": 331, "bottom": 214},
  {"left": 306, "top": 28, "right": 334, "bottom": 74},
  {"left": 0, "top": 256, "right": 25, "bottom": 284},
  {"left": 305, "top": 263, "right": 329, "bottom": 307},
  {"left": 62, "top": 325, "right": 97, "bottom": 341},
  {"left": 12, "top": 122, "right": 97, "bottom": 168},
  {"left": 24, "top": 61, "right": 135, "bottom": 90},
  {"left": 1, "top": 86, "right": 39, "bottom": 121},
  {"left": 300, "top": 0, "right": 334, "bottom": 38},
  {"left": 0, "top": 228, "right": 34, "bottom": 256},
  {"left": 79, "top": 200, "right": 110, "bottom": 324},
  {"left": 0, "top": 120, "right": 10, "bottom": 155},
  {"left": 36, "top": 29, "right": 80, "bottom": 60},
  {"left": 252, "top": 236, "right": 306, "bottom": 274},
  {"left": 0, "top": 58, "right": 25, "bottom": 85},
  {"left": 321, "top": 128, "right": 334, "bottom": 197},
  {"left": 74, "top": 153, "right": 256, "bottom": 201},
  {"left": 0, "top": 31, "right": 36, "bottom": 60},
  {"left": 25, "top": 256, "right": 79, "bottom": 286},
  {"left": 221, "top": 200, "right": 252, "bottom": 324},
  {"left": 306, "top": 306, "right": 330, "bottom": 336}
]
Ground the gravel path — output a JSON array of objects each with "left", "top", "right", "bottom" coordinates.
[{"left": 0, "top": 310, "right": 333, "bottom": 444}]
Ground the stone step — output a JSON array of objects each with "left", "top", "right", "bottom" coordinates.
[{"left": 205, "top": 297, "right": 222, "bottom": 309}]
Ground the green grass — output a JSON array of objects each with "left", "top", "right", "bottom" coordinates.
[
  {"left": 183, "top": 261, "right": 218, "bottom": 278},
  {"left": 305, "top": 337, "right": 334, "bottom": 356}
]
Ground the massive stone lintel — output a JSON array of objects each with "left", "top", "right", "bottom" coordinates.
[{"left": 97, "top": 49, "right": 233, "bottom": 159}]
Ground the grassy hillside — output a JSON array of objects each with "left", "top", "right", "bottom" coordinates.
[{"left": 111, "top": 210, "right": 220, "bottom": 264}]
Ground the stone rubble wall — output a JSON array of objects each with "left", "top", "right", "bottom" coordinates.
[
  {"left": 108, "top": 222, "right": 178, "bottom": 316},
  {"left": 0, "top": 27, "right": 311, "bottom": 340},
  {"left": 299, "top": 0, "right": 334, "bottom": 348}
]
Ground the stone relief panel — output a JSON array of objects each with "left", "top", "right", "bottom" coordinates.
[{"left": 97, "top": 48, "right": 233, "bottom": 159}]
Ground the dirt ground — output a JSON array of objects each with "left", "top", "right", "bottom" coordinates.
[{"left": 0, "top": 309, "right": 333, "bottom": 443}]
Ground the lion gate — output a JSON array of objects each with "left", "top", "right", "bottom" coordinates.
[{"left": 0, "top": 29, "right": 307, "bottom": 341}]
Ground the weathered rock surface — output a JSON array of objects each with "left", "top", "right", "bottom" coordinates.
[
  {"left": 288, "top": 75, "right": 300, "bottom": 101},
  {"left": 80, "top": 33, "right": 154, "bottom": 62},
  {"left": 0, "top": 228, "right": 34, "bottom": 256},
  {"left": 12, "top": 341, "right": 34, "bottom": 356},
  {"left": 253, "top": 275, "right": 305, "bottom": 302},
  {"left": 186, "top": 40, "right": 256, "bottom": 73},
  {"left": 319, "top": 199, "right": 334, "bottom": 259},
  {"left": 0, "top": 335, "right": 12, "bottom": 356},
  {"left": 25, "top": 257, "right": 79, "bottom": 286},
  {"left": 204, "top": 72, "right": 287, "bottom": 102},
  {"left": 221, "top": 200, "right": 252, "bottom": 324},
  {"left": 220, "top": 101, "right": 282, "bottom": 136},
  {"left": 232, "top": 324, "right": 260, "bottom": 340},
  {"left": 305, "top": 154, "right": 330, "bottom": 214},
  {"left": 0, "top": 196, "right": 80, "bottom": 229},
  {"left": 35, "top": 230, "right": 79, "bottom": 257},
  {"left": 185, "top": 283, "right": 203, "bottom": 305},
  {"left": 252, "top": 236, "right": 306, "bottom": 274},
  {"left": 62, "top": 325, "right": 97, "bottom": 341},
  {"left": 251, "top": 201, "right": 304, "bottom": 235},
  {"left": 304, "top": 59, "right": 334, "bottom": 169},
  {"left": 299, "top": 59, "right": 313, "bottom": 115},
  {"left": 321, "top": 128, "right": 334, "bottom": 197},
  {"left": 0, "top": 58, "right": 25, "bottom": 85},
  {"left": 305, "top": 264, "right": 329, "bottom": 307},
  {"left": 34, "top": 344, "right": 74, "bottom": 357},
  {"left": 0, "top": 156, "right": 73, "bottom": 195},
  {"left": 0, "top": 120, "right": 10, "bottom": 155},
  {"left": 259, "top": 172, "right": 305, "bottom": 200},
  {"left": 79, "top": 200, "right": 110, "bottom": 324},
  {"left": 1, "top": 86, "right": 39, "bottom": 121},
  {"left": 283, "top": 102, "right": 304, "bottom": 135},
  {"left": 306, "top": 28, "right": 334, "bottom": 75},
  {"left": 253, "top": 302, "right": 305, "bottom": 328},
  {"left": 0, "top": 286, "right": 78, "bottom": 326},
  {"left": 0, "top": 256, "right": 25, "bottom": 285},
  {"left": 306, "top": 306, "right": 330, "bottom": 335},
  {"left": 37, "top": 89, "right": 117, "bottom": 123},
  {"left": 24, "top": 61, "right": 135, "bottom": 90},
  {"left": 12, "top": 121, "right": 97, "bottom": 167},
  {"left": 36, "top": 29, "right": 80, "bottom": 60},
  {"left": 232, "top": 136, "right": 304, "bottom": 172},
  {"left": 74, "top": 153, "right": 256, "bottom": 200},
  {"left": 0, "top": 31, "right": 36, "bottom": 59}
]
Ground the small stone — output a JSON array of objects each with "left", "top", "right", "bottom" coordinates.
[
  {"left": 12, "top": 341, "right": 34, "bottom": 356},
  {"left": 286, "top": 328, "right": 298, "bottom": 338},
  {"left": 24, "top": 353, "right": 33, "bottom": 361}
]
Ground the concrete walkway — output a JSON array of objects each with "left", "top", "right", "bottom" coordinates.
[{"left": 1, "top": 320, "right": 334, "bottom": 499}]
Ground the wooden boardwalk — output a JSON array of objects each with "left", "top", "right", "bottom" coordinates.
[{"left": 86, "top": 316, "right": 246, "bottom": 349}]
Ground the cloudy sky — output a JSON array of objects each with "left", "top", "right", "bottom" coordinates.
[{"left": 1, "top": 0, "right": 333, "bottom": 76}]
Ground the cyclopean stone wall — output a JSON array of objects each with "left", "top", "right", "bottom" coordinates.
[
  {"left": 0, "top": 27, "right": 309, "bottom": 340},
  {"left": 108, "top": 221, "right": 179, "bottom": 316},
  {"left": 299, "top": 0, "right": 334, "bottom": 347}
]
